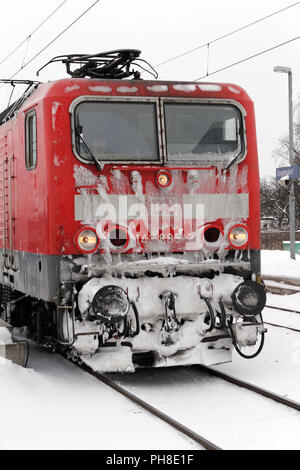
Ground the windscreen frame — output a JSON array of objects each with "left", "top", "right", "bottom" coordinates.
[
  {"left": 161, "top": 97, "right": 248, "bottom": 167},
  {"left": 69, "top": 95, "right": 163, "bottom": 165}
]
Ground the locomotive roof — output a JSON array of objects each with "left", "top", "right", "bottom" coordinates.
[
  {"left": 0, "top": 77, "right": 252, "bottom": 125},
  {"left": 33, "top": 77, "right": 252, "bottom": 100}
]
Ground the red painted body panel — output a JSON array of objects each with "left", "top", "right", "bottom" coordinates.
[{"left": 0, "top": 78, "right": 261, "bottom": 256}]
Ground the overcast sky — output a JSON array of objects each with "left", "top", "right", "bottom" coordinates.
[{"left": 1, "top": 0, "right": 300, "bottom": 178}]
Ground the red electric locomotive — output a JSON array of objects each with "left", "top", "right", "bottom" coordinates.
[{"left": 0, "top": 50, "right": 266, "bottom": 371}]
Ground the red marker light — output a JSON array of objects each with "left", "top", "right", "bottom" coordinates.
[{"left": 156, "top": 170, "right": 172, "bottom": 188}]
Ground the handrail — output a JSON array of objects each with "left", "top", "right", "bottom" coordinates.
[
  {"left": 8, "top": 155, "right": 17, "bottom": 271},
  {"left": 2, "top": 158, "right": 7, "bottom": 266}
]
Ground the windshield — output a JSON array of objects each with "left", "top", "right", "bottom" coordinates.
[
  {"left": 74, "top": 101, "right": 159, "bottom": 162},
  {"left": 164, "top": 103, "right": 243, "bottom": 162}
]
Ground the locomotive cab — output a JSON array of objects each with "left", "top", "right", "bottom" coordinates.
[{"left": 0, "top": 51, "right": 266, "bottom": 372}]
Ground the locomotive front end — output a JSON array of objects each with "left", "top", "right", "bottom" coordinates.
[
  {"left": 53, "top": 77, "right": 266, "bottom": 372},
  {"left": 0, "top": 51, "right": 265, "bottom": 373}
]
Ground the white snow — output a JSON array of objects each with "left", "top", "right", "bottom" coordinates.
[
  {"left": 53, "top": 155, "right": 66, "bottom": 167},
  {"left": 2, "top": 249, "right": 300, "bottom": 449},
  {"left": 51, "top": 101, "right": 61, "bottom": 131},
  {"left": 173, "top": 84, "right": 196, "bottom": 92},
  {"left": 146, "top": 85, "right": 168, "bottom": 92},
  {"left": 73, "top": 164, "right": 99, "bottom": 187},
  {"left": 64, "top": 84, "right": 80, "bottom": 93},
  {"left": 264, "top": 279, "right": 300, "bottom": 293},
  {"left": 83, "top": 346, "right": 135, "bottom": 373},
  {"left": 101, "top": 249, "right": 300, "bottom": 449},
  {"left": 213, "top": 320, "right": 300, "bottom": 404},
  {"left": 117, "top": 86, "right": 138, "bottom": 94},
  {"left": 228, "top": 86, "right": 240, "bottom": 94},
  {"left": 198, "top": 84, "right": 222, "bottom": 92},
  {"left": 89, "top": 85, "right": 112, "bottom": 93},
  {"left": 78, "top": 273, "right": 242, "bottom": 321},
  {"left": 0, "top": 327, "right": 13, "bottom": 345},
  {"left": 113, "top": 364, "right": 300, "bottom": 450},
  {"left": 264, "top": 302, "right": 300, "bottom": 329},
  {"left": 261, "top": 249, "right": 300, "bottom": 279},
  {"left": 130, "top": 170, "right": 144, "bottom": 201},
  {"left": 111, "top": 169, "right": 122, "bottom": 180},
  {"left": 210, "top": 249, "right": 300, "bottom": 405},
  {"left": 266, "top": 291, "right": 300, "bottom": 311},
  {"left": 0, "top": 345, "right": 199, "bottom": 450},
  {"left": 72, "top": 321, "right": 99, "bottom": 355}
]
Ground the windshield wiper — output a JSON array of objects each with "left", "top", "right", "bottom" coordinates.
[
  {"left": 225, "top": 153, "right": 240, "bottom": 171},
  {"left": 225, "top": 124, "right": 243, "bottom": 171},
  {"left": 75, "top": 125, "right": 103, "bottom": 171}
]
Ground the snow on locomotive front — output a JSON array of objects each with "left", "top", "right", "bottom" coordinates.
[
  {"left": 56, "top": 78, "right": 266, "bottom": 372},
  {"left": 0, "top": 52, "right": 266, "bottom": 372}
]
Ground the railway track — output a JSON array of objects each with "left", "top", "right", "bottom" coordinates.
[
  {"left": 264, "top": 321, "right": 300, "bottom": 333},
  {"left": 200, "top": 365, "right": 300, "bottom": 412},
  {"left": 264, "top": 304, "right": 300, "bottom": 333},
  {"left": 265, "top": 304, "right": 300, "bottom": 315},
  {"left": 263, "top": 276, "right": 300, "bottom": 295},
  {"left": 74, "top": 361, "right": 221, "bottom": 451},
  {"left": 65, "top": 302, "right": 300, "bottom": 450},
  {"left": 72, "top": 356, "right": 300, "bottom": 451}
]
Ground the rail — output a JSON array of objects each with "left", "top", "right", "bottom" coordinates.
[
  {"left": 200, "top": 366, "right": 300, "bottom": 412},
  {"left": 265, "top": 304, "right": 300, "bottom": 315},
  {"left": 74, "top": 360, "right": 221, "bottom": 451}
]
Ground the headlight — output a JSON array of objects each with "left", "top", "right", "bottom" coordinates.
[
  {"left": 92, "top": 285, "right": 130, "bottom": 325},
  {"left": 156, "top": 170, "right": 172, "bottom": 188},
  {"left": 75, "top": 227, "right": 99, "bottom": 253},
  {"left": 232, "top": 280, "right": 266, "bottom": 317},
  {"left": 228, "top": 225, "right": 249, "bottom": 249}
]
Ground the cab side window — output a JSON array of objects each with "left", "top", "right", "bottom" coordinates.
[{"left": 25, "top": 109, "right": 37, "bottom": 170}]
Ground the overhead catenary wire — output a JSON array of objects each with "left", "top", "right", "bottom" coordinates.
[
  {"left": 155, "top": 1, "right": 300, "bottom": 69},
  {"left": 8, "top": 0, "right": 101, "bottom": 80},
  {"left": 0, "top": 0, "right": 69, "bottom": 69},
  {"left": 193, "top": 33, "right": 300, "bottom": 81}
]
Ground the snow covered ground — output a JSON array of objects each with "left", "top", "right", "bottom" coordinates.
[
  {"left": 0, "top": 345, "right": 200, "bottom": 450},
  {"left": 211, "top": 250, "right": 300, "bottom": 405},
  {"left": 114, "top": 250, "right": 300, "bottom": 449},
  {"left": 1, "top": 249, "right": 300, "bottom": 450},
  {"left": 113, "top": 364, "right": 300, "bottom": 450},
  {"left": 214, "top": 319, "right": 300, "bottom": 402},
  {"left": 261, "top": 249, "right": 300, "bottom": 279}
]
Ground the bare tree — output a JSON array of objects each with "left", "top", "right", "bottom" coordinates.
[
  {"left": 261, "top": 178, "right": 289, "bottom": 229},
  {"left": 266, "top": 95, "right": 300, "bottom": 229},
  {"left": 273, "top": 93, "right": 300, "bottom": 166}
]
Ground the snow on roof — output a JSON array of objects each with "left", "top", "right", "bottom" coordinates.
[
  {"left": 147, "top": 85, "right": 168, "bottom": 92},
  {"left": 117, "top": 86, "right": 138, "bottom": 94},
  {"left": 173, "top": 84, "right": 197, "bottom": 92},
  {"left": 198, "top": 84, "right": 222, "bottom": 92},
  {"left": 89, "top": 85, "right": 112, "bottom": 93}
]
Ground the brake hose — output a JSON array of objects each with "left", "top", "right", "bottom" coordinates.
[
  {"left": 129, "top": 301, "right": 140, "bottom": 337},
  {"left": 201, "top": 297, "right": 215, "bottom": 333},
  {"left": 227, "top": 315, "right": 265, "bottom": 360},
  {"left": 117, "top": 301, "right": 140, "bottom": 339},
  {"left": 216, "top": 299, "right": 227, "bottom": 329}
]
